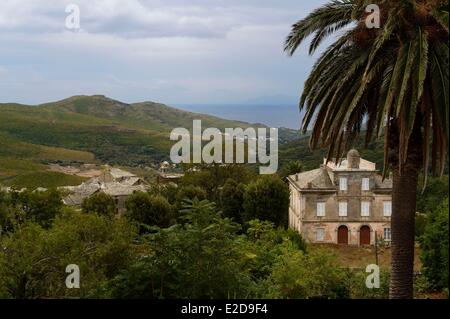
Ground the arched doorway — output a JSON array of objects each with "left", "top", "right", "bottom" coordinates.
[
  {"left": 337, "top": 225, "right": 348, "bottom": 245},
  {"left": 360, "top": 226, "right": 371, "bottom": 246}
]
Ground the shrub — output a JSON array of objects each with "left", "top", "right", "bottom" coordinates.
[
  {"left": 0, "top": 210, "right": 137, "bottom": 298},
  {"left": 82, "top": 192, "right": 116, "bottom": 217},
  {"left": 420, "top": 198, "right": 449, "bottom": 290},
  {"left": 125, "top": 192, "right": 174, "bottom": 229},
  {"left": 264, "top": 247, "right": 350, "bottom": 299},
  {"left": 220, "top": 179, "right": 245, "bottom": 223},
  {"left": 243, "top": 175, "right": 289, "bottom": 227}
]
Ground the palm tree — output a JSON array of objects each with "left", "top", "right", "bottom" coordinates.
[{"left": 285, "top": 0, "right": 448, "bottom": 298}]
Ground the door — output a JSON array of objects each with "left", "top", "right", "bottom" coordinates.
[
  {"left": 337, "top": 226, "right": 348, "bottom": 244},
  {"left": 360, "top": 226, "right": 371, "bottom": 245}
]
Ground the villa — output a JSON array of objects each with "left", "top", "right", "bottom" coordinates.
[{"left": 288, "top": 149, "right": 393, "bottom": 246}]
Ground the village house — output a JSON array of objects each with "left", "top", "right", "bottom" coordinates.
[
  {"left": 287, "top": 149, "right": 392, "bottom": 246},
  {"left": 62, "top": 167, "right": 148, "bottom": 213},
  {"left": 156, "top": 161, "right": 184, "bottom": 185}
]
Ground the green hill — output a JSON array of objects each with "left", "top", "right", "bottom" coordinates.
[
  {"left": 1, "top": 95, "right": 295, "bottom": 188},
  {"left": 0, "top": 95, "right": 263, "bottom": 165},
  {"left": 279, "top": 133, "right": 387, "bottom": 171}
]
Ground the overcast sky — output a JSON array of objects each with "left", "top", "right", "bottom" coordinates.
[{"left": 0, "top": 0, "right": 328, "bottom": 107}]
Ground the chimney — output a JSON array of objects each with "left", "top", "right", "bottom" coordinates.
[{"left": 347, "top": 149, "right": 361, "bottom": 169}]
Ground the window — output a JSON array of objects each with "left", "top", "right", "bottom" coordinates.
[
  {"left": 384, "top": 201, "right": 392, "bottom": 217},
  {"left": 339, "top": 202, "right": 348, "bottom": 217},
  {"left": 317, "top": 202, "right": 326, "bottom": 217},
  {"left": 339, "top": 177, "right": 348, "bottom": 191},
  {"left": 361, "top": 201, "right": 370, "bottom": 217},
  {"left": 316, "top": 228, "right": 325, "bottom": 241},
  {"left": 362, "top": 178, "right": 370, "bottom": 191},
  {"left": 384, "top": 228, "right": 392, "bottom": 241}
]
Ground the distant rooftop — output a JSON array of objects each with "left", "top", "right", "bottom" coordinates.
[{"left": 109, "top": 167, "right": 136, "bottom": 179}]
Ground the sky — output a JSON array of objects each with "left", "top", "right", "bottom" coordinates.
[{"left": 0, "top": 0, "right": 329, "bottom": 128}]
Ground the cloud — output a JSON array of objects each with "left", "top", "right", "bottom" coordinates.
[
  {"left": 0, "top": 0, "right": 321, "bottom": 39},
  {"left": 0, "top": 0, "right": 329, "bottom": 109}
]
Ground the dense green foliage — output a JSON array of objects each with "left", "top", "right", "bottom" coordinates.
[
  {"left": 243, "top": 175, "right": 290, "bottom": 227},
  {"left": 278, "top": 160, "right": 304, "bottom": 180},
  {"left": 417, "top": 176, "right": 449, "bottom": 214},
  {"left": 175, "top": 185, "right": 207, "bottom": 209},
  {"left": 420, "top": 198, "right": 449, "bottom": 290},
  {"left": 0, "top": 211, "right": 137, "bottom": 299},
  {"left": 180, "top": 164, "right": 256, "bottom": 201},
  {"left": 0, "top": 175, "right": 446, "bottom": 299},
  {"left": 13, "top": 189, "right": 63, "bottom": 228},
  {"left": 220, "top": 179, "right": 246, "bottom": 223},
  {"left": 125, "top": 192, "right": 174, "bottom": 230},
  {"left": 82, "top": 193, "right": 117, "bottom": 218}
]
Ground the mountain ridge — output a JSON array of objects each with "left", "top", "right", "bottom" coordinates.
[{"left": 0, "top": 95, "right": 300, "bottom": 188}]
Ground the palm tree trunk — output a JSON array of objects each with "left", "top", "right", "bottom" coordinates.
[{"left": 389, "top": 119, "right": 423, "bottom": 299}]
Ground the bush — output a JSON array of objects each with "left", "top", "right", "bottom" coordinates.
[
  {"left": 244, "top": 220, "right": 307, "bottom": 283},
  {"left": 0, "top": 210, "right": 137, "bottom": 298},
  {"left": 82, "top": 193, "right": 116, "bottom": 217},
  {"left": 264, "top": 247, "right": 350, "bottom": 299},
  {"left": 278, "top": 160, "right": 303, "bottom": 180},
  {"left": 349, "top": 268, "right": 390, "bottom": 299},
  {"left": 175, "top": 185, "right": 207, "bottom": 210},
  {"left": 420, "top": 198, "right": 449, "bottom": 290},
  {"left": 220, "top": 179, "right": 245, "bottom": 223},
  {"left": 180, "top": 164, "right": 255, "bottom": 201},
  {"left": 15, "top": 189, "right": 63, "bottom": 228},
  {"left": 125, "top": 192, "right": 174, "bottom": 230},
  {"left": 110, "top": 199, "right": 254, "bottom": 299},
  {"left": 243, "top": 175, "right": 289, "bottom": 227}
]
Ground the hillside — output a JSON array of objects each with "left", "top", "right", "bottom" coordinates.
[
  {"left": 0, "top": 95, "right": 298, "bottom": 187},
  {"left": 279, "top": 133, "right": 387, "bottom": 171},
  {"left": 0, "top": 94, "right": 389, "bottom": 189}
]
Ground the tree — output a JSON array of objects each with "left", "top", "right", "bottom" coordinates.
[
  {"left": 125, "top": 192, "right": 173, "bottom": 229},
  {"left": 243, "top": 175, "right": 290, "bottom": 227},
  {"left": 417, "top": 175, "right": 449, "bottom": 214},
  {"left": 220, "top": 179, "right": 246, "bottom": 223},
  {"left": 180, "top": 164, "right": 255, "bottom": 201},
  {"left": 0, "top": 210, "right": 137, "bottom": 298},
  {"left": 16, "top": 189, "right": 63, "bottom": 228},
  {"left": 285, "top": 0, "right": 448, "bottom": 298},
  {"left": 82, "top": 192, "right": 116, "bottom": 217},
  {"left": 279, "top": 160, "right": 304, "bottom": 180},
  {"left": 148, "top": 184, "right": 179, "bottom": 205},
  {"left": 175, "top": 185, "right": 207, "bottom": 209},
  {"left": 420, "top": 198, "right": 449, "bottom": 290},
  {"left": 109, "top": 199, "right": 254, "bottom": 299}
]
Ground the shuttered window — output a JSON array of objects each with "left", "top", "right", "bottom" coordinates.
[
  {"left": 339, "top": 202, "right": 348, "bottom": 217},
  {"left": 362, "top": 178, "right": 370, "bottom": 191},
  {"left": 339, "top": 177, "right": 348, "bottom": 191},
  {"left": 384, "top": 228, "right": 392, "bottom": 241},
  {"left": 361, "top": 201, "right": 370, "bottom": 217},
  {"left": 317, "top": 202, "right": 326, "bottom": 217},
  {"left": 383, "top": 201, "right": 392, "bottom": 217}
]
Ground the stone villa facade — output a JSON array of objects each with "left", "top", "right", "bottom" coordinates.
[{"left": 288, "top": 150, "right": 393, "bottom": 246}]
